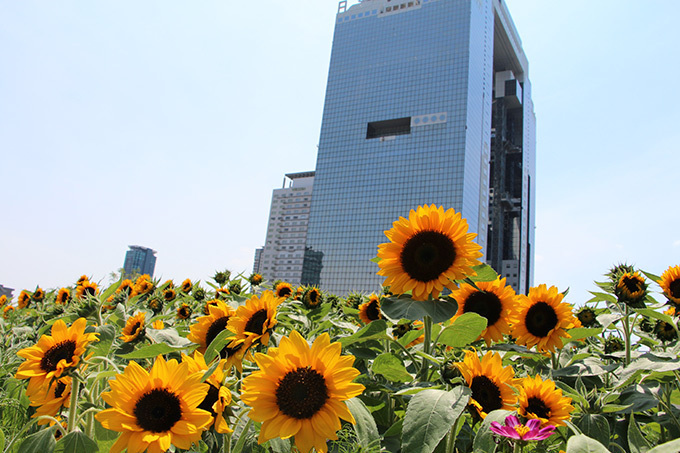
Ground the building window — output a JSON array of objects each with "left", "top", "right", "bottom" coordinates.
[{"left": 366, "top": 117, "right": 411, "bottom": 139}]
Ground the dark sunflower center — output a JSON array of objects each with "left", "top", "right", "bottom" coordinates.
[
  {"left": 462, "top": 291, "right": 502, "bottom": 326},
  {"left": 179, "top": 306, "right": 191, "bottom": 318},
  {"left": 134, "top": 388, "right": 183, "bottom": 433},
  {"left": 198, "top": 384, "right": 220, "bottom": 417},
  {"left": 85, "top": 286, "right": 95, "bottom": 297},
  {"left": 525, "top": 302, "right": 558, "bottom": 337},
  {"left": 276, "top": 366, "right": 329, "bottom": 419},
  {"left": 366, "top": 300, "right": 381, "bottom": 321},
  {"left": 525, "top": 396, "right": 551, "bottom": 420},
  {"left": 400, "top": 230, "right": 456, "bottom": 282},
  {"left": 309, "top": 291, "right": 319, "bottom": 304},
  {"left": 40, "top": 340, "right": 77, "bottom": 372},
  {"left": 129, "top": 322, "right": 142, "bottom": 335},
  {"left": 277, "top": 287, "right": 292, "bottom": 298},
  {"left": 54, "top": 381, "right": 67, "bottom": 399},
  {"left": 669, "top": 279, "right": 680, "bottom": 299},
  {"left": 622, "top": 276, "right": 642, "bottom": 294},
  {"left": 470, "top": 375, "right": 503, "bottom": 413},
  {"left": 244, "top": 309, "right": 269, "bottom": 334},
  {"left": 206, "top": 316, "right": 230, "bottom": 347},
  {"left": 222, "top": 342, "right": 243, "bottom": 359}
]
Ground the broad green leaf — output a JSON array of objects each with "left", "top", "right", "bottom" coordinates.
[
  {"left": 648, "top": 438, "right": 680, "bottom": 453},
  {"left": 467, "top": 263, "right": 499, "bottom": 282},
  {"left": 339, "top": 320, "right": 389, "bottom": 347},
  {"left": 401, "top": 387, "right": 471, "bottom": 453},
  {"left": 267, "top": 438, "right": 291, "bottom": 453},
  {"left": 576, "top": 414, "right": 610, "bottom": 448},
  {"left": 597, "top": 313, "right": 622, "bottom": 329},
  {"left": 146, "top": 327, "right": 194, "bottom": 348},
  {"left": 437, "top": 313, "right": 487, "bottom": 348},
  {"left": 566, "top": 327, "right": 603, "bottom": 343},
  {"left": 628, "top": 412, "right": 651, "bottom": 453},
  {"left": 308, "top": 303, "right": 332, "bottom": 321},
  {"left": 0, "top": 429, "right": 5, "bottom": 452},
  {"left": 346, "top": 397, "right": 380, "bottom": 450},
  {"left": 587, "top": 292, "right": 617, "bottom": 304},
  {"left": 398, "top": 328, "right": 426, "bottom": 347},
  {"left": 566, "top": 434, "right": 610, "bottom": 453},
  {"left": 58, "top": 430, "right": 99, "bottom": 453},
  {"left": 472, "top": 409, "right": 513, "bottom": 453},
  {"left": 381, "top": 295, "right": 457, "bottom": 323},
  {"left": 18, "top": 426, "right": 57, "bottom": 453},
  {"left": 383, "top": 418, "right": 404, "bottom": 438},
  {"left": 117, "top": 343, "right": 190, "bottom": 359},
  {"left": 204, "top": 329, "right": 235, "bottom": 364},
  {"left": 89, "top": 324, "right": 116, "bottom": 357},
  {"left": 372, "top": 353, "right": 413, "bottom": 383},
  {"left": 635, "top": 309, "right": 678, "bottom": 334},
  {"left": 94, "top": 418, "right": 119, "bottom": 441}
]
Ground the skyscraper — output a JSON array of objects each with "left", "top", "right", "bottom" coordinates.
[
  {"left": 123, "top": 245, "right": 157, "bottom": 277},
  {"left": 302, "top": 0, "right": 535, "bottom": 295}
]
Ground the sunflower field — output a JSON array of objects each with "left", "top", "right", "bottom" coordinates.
[{"left": 2, "top": 205, "right": 680, "bottom": 453}]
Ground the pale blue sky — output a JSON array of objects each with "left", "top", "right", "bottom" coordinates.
[{"left": 2, "top": 1, "right": 679, "bottom": 306}]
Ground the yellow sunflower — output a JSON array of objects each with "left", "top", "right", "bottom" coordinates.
[
  {"left": 249, "top": 273, "right": 263, "bottom": 286},
  {"left": 134, "top": 275, "right": 154, "bottom": 295},
  {"left": 76, "top": 281, "right": 98, "bottom": 299},
  {"left": 215, "top": 288, "right": 230, "bottom": 300},
  {"left": 188, "top": 300, "right": 236, "bottom": 352},
  {"left": 275, "top": 282, "right": 293, "bottom": 299},
  {"left": 15, "top": 317, "right": 99, "bottom": 397},
  {"left": 95, "top": 355, "right": 213, "bottom": 453},
  {"left": 615, "top": 271, "right": 647, "bottom": 307},
  {"left": 450, "top": 277, "right": 517, "bottom": 346},
  {"left": 30, "top": 376, "right": 72, "bottom": 423},
  {"left": 76, "top": 275, "right": 89, "bottom": 286},
  {"left": 177, "top": 303, "right": 193, "bottom": 320},
  {"left": 116, "top": 279, "right": 135, "bottom": 297},
  {"left": 18, "top": 290, "right": 31, "bottom": 308},
  {"left": 121, "top": 312, "right": 146, "bottom": 343},
  {"left": 163, "top": 288, "right": 177, "bottom": 302},
  {"left": 56, "top": 288, "right": 71, "bottom": 305},
  {"left": 511, "top": 284, "right": 576, "bottom": 353},
  {"left": 0, "top": 295, "right": 7, "bottom": 307},
  {"left": 377, "top": 205, "right": 483, "bottom": 301},
  {"left": 518, "top": 375, "right": 574, "bottom": 427},
  {"left": 151, "top": 320, "right": 165, "bottom": 329},
  {"left": 181, "top": 278, "right": 193, "bottom": 293},
  {"left": 181, "top": 351, "right": 233, "bottom": 434},
  {"left": 241, "top": 331, "right": 365, "bottom": 453},
  {"left": 455, "top": 350, "right": 517, "bottom": 419},
  {"left": 660, "top": 265, "right": 680, "bottom": 306},
  {"left": 203, "top": 299, "right": 221, "bottom": 314},
  {"left": 302, "top": 287, "right": 323, "bottom": 309},
  {"left": 358, "top": 295, "right": 383, "bottom": 324},
  {"left": 33, "top": 287, "right": 45, "bottom": 302},
  {"left": 227, "top": 290, "right": 282, "bottom": 351},
  {"left": 3, "top": 305, "right": 15, "bottom": 318}
]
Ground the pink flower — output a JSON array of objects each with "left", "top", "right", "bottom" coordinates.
[{"left": 490, "top": 415, "right": 555, "bottom": 441}]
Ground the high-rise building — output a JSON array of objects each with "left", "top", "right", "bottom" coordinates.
[
  {"left": 301, "top": 0, "right": 535, "bottom": 295},
  {"left": 123, "top": 245, "right": 157, "bottom": 277},
  {"left": 0, "top": 284, "right": 13, "bottom": 299},
  {"left": 255, "top": 172, "right": 315, "bottom": 285}
]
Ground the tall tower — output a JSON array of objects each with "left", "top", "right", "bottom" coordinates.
[
  {"left": 123, "top": 245, "right": 157, "bottom": 277},
  {"left": 302, "top": 0, "right": 535, "bottom": 295}
]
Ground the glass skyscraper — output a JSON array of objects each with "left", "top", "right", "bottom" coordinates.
[
  {"left": 302, "top": 0, "right": 535, "bottom": 295},
  {"left": 123, "top": 245, "right": 157, "bottom": 277}
]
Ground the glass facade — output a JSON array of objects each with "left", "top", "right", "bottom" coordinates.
[{"left": 123, "top": 245, "right": 157, "bottom": 277}]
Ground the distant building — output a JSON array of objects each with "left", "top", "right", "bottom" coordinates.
[
  {"left": 0, "top": 285, "right": 14, "bottom": 299},
  {"left": 255, "top": 172, "right": 314, "bottom": 285},
  {"left": 123, "top": 245, "right": 157, "bottom": 277}
]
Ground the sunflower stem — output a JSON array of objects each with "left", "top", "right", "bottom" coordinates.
[
  {"left": 445, "top": 413, "right": 461, "bottom": 453},
  {"left": 389, "top": 338, "right": 419, "bottom": 374},
  {"left": 419, "top": 315, "right": 433, "bottom": 381},
  {"left": 622, "top": 305, "right": 632, "bottom": 367},
  {"left": 67, "top": 375, "right": 81, "bottom": 433}
]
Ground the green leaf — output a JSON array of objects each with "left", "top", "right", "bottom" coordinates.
[
  {"left": 18, "top": 426, "right": 57, "bottom": 453},
  {"left": 267, "top": 437, "right": 291, "bottom": 453},
  {"left": 587, "top": 292, "right": 617, "bottom": 304},
  {"left": 146, "top": 327, "right": 194, "bottom": 348},
  {"left": 635, "top": 309, "right": 678, "bottom": 333},
  {"left": 204, "top": 329, "right": 235, "bottom": 364},
  {"left": 437, "top": 313, "right": 487, "bottom": 348},
  {"left": 576, "top": 414, "right": 610, "bottom": 448},
  {"left": 398, "top": 328, "right": 426, "bottom": 347},
  {"left": 58, "top": 430, "right": 99, "bottom": 453},
  {"left": 566, "top": 327, "right": 603, "bottom": 343},
  {"left": 467, "top": 264, "right": 499, "bottom": 282},
  {"left": 117, "top": 343, "right": 189, "bottom": 359},
  {"left": 472, "top": 409, "right": 513, "bottom": 453},
  {"left": 94, "top": 418, "right": 119, "bottom": 441},
  {"left": 566, "top": 434, "right": 610, "bottom": 453},
  {"left": 338, "top": 320, "right": 389, "bottom": 347},
  {"left": 372, "top": 353, "right": 413, "bottom": 383},
  {"left": 648, "top": 438, "right": 680, "bottom": 453},
  {"left": 381, "top": 296, "right": 457, "bottom": 323},
  {"left": 628, "top": 412, "right": 652, "bottom": 453},
  {"left": 89, "top": 324, "right": 116, "bottom": 357},
  {"left": 401, "top": 387, "right": 471, "bottom": 453},
  {"left": 0, "top": 429, "right": 5, "bottom": 452},
  {"left": 346, "top": 397, "right": 380, "bottom": 450}
]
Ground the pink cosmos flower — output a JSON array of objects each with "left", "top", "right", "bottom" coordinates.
[{"left": 490, "top": 415, "right": 555, "bottom": 441}]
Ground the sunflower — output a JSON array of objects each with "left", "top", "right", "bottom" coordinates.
[
  {"left": 376, "top": 205, "right": 483, "bottom": 301},
  {"left": 653, "top": 319, "right": 678, "bottom": 342},
  {"left": 511, "top": 284, "right": 576, "bottom": 353},
  {"left": 15, "top": 318, "right": 99, "bottom": 397},
  {"left": 518, "top": 375, "right": 574, "bottom": 427},
  {"left": 116, "top": 279, "right": 135, "bottom": 297},
  {"left": 660, "top": 265, "right": 680, "bottom": 306},
  {"left": 56, "top": 288, "right": 71, "bottom": 305},
  {"left": 134, "top": 275, "right": 154, "bottom": 295},
  {"left": 455, "top": 350, "right": 517, "bottom": 419},
  {"left": 163, "top": 288, "right": 177, "bottom": 302},
  {"left": 95, "top": 355, "right": 213, "bottom": 453},
  {"left": 203, "top": 299, "right": 221, "bottom": 315},
  {"left": 76, "top": 281, "right": 98, "bottom": 299},
  {"left": 177, "top": 303, "right": 193, "bottom": 320},
  {"left": 151, "top": 320, "right": 165, "bottom": 329},
  {"left": 241, "top": 331, "right": 365, "bottom": 453},
  {"left": 275, "top": 282, "right": 293, "bottom": 299},
  {"left": 615, "top": 272, "right": 647, "bottom": 308},
  {"left": 576, "top": 307, "right": 600, "bottom": 328},
  {"left": 0, "top": 295, "right": 7, "bottom": 307},
  {"left": 33, "top": 287, "right": 45, "bottom": 302},
  {"left": 18, "top": 290, "right": 31, "bottom": 308},
  {"left": 188, "top": 300, "right": 236, "bottom": 353},
  {"left": 3, "top": 305, "right": 15, "bottom": 318},
  {"left": 604, "top": 336, "right": 624, "bottom": 354},
  {"left": 227, "top": 290, "right": 282, "bottom": 351},
  {"left": 181, "top": 278, "right": 193, "bottom": 293},
  {"left": 358, "top": 295, "right": 383, "bottom": 324},
  {"left": 181, "top": 351, "right": 233, "bottom": 434},
  {"left": 302, "top": 287, "right": 323, "bottom": 309},
  {"left": 76, "top": 275, "right": 89, "bottom": 286},
  {"left": 121, "top": 312, "right": 146, "bottom": 343},
  {"left": 30, "top": 377, "right": 72, "bottom": 423},
  {"left": 163, "top": 279, "right": 175, "bottom": 289},
  {"left": 249, "top": 273, "right": 263, "bottom": 286},
  {"left": 147, "top": 297, "right": 164, "bottom": 313},
  {"left": 450, "top": 277, "right": 516, "bottom": 346},
  {"left": 215, "top": 288, "right": 230, "bottom": 300},
  {"left": 228, "top": 281, "right": 242, "bottom": 295}
]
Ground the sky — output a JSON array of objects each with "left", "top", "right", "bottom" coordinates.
[{"left": 1, "top": 0, "right": 679, "bottom": 306}]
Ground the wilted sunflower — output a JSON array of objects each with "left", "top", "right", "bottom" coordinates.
[
  {"left": 450, "top": 277, "right": 516, "bottom": 346},
  {"left": 188, "top": 300, "right": 236, "bottom": 353},
  {"left": 301, "top": 287, "right": 323, "bottom": 309},
  {"left": 227, "top": 290, "right": 282, "bottom": 351},
  {"left": 455, "top": 350, "right": 517, "bottom": 419},
  {"left": 358, "top": 295, "right": 383, "bottom": 324},
  {"left": 95, "top": 355, "right": 213, "bottom": 453},
  {"left": 163, "top": 288, "right": 177, "bottom": 302},
  {"left": 659, "top": 265, "right": 680, "bottom": 306},
  {"left": 55, "top": 288, "right": 71, "bottom": 305},
  {"left": 177, "top": 303, "right": 193, "bottom": 320},
  {"left": 511, "top": 284, "right": 576, "bottom": 353},
  {"left": 275, "top": 282, "right": 294, "bottom": 299},
  {"left": 377, "top": 204, "right": 483, "bottom": 301},
  {"left": 18, "top": 290, "right": 31, "bottom": 308},
  {"left": 604, "top": 335, "right": 624, "bottom": 354},
  {"left": 615, "top": 272, "right": 647, "bottom": 308},
  {"left": 32, "top": 287, "right": 45, "bottom": 302},
  {"left": 121, "top": 312, "right": 146, "bottom": 343},
  {"left": 576, "top": 307, "right": 600, "bottom": 328},
  {"left": 518, "top": 375, "right": 574, "bottom": 427},
  {"left": 653, "top": 319, "right": 678, "bottom": 342},
  {"left": 15, "top": 317, "right": 99, "bottom": 397},
  {"left": 181, "top": 278, "right": 193, "bottom": 293},
  {"left": 249, "top": 273, "right": 263, "bottom": 286},
  {"left": 193, "top": 287, "right": 206, "bottom": 301},
  {"left": 181, "top": 351, "right": 233, "bottom": 434},
  {"left": 76, "top": 281, "right": 98, "bottom": 299},
  {"left": 30, "top": 377, "right": 72, "bottom": 423},
  {"left": 241, "top": 331, "right": 365, "bottom": 453}
]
